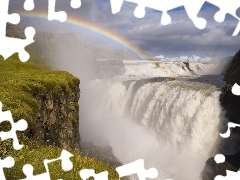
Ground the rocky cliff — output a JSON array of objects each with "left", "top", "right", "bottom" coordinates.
[
  {"left": 220, "top": 50, "right": 240, "bottom": 131},
  {"left": 29, "top": 86, "right": 81, "bottom": 150},
  {"left": 0, "top": 54, "right": 122, "bottom": 179},
  {"left": 1, "top": 24, "right": 126, "bottom": 179},
  {"left": 202, "top": 50, "right": 240, "bottom": 179},
  {"left": 0, "top": 55, "right": 81, "bottom": 152}
]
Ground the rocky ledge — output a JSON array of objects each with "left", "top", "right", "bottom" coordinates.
[
  {"left": 28, "top": 86, "right": 81, "bottom": 150},
  {"left": 202, "top": 50, "right": 240, "bottom": 179}
]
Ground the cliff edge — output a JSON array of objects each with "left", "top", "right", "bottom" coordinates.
[
  {"left": 0, "top": 54, "right": 119, "bottom": 179},
  {"left": 202, "top": 50, "right": 240, "bottom": 179}
]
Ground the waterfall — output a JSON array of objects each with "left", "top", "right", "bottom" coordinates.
[{"left": 79, "top": 77, "right": 227, "bottom": 180}]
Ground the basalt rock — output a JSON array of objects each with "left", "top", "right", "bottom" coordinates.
[
  {"left": 202, "top": 50, "right": 240, "bottom": 179},
  {"left": 28, "top": 87, "right": 81, "bottom": 150}
]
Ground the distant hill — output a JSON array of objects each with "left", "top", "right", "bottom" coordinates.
[{"left": 6, "top": 23, "right": 137, "bottom": 80}]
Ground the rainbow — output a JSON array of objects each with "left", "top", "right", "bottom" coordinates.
[{"left": 19, "top": 11, "right": 149, "bottom": 60}]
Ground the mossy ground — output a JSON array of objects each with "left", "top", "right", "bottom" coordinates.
[
  {"left": 0, "top": 53, "right": 119, "bottom": 179},
  {"left": 4, "top": 145, "right": 119, "bottom": 180}
]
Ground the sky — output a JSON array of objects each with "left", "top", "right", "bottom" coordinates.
[{"left": 8, "top": 0, "right": 240, "bottom": 59}]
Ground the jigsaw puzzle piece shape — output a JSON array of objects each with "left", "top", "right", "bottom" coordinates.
[
  {"left": 110, "top": 0, "right": 188, "bottom": 25},
  {"left": 215, "top": 170, "right": 240, "bottom": 180},
  {"left": 48, "top": 0, "right": 82, "bottom": 21},
  {"left": 133, "top": 0, "right": 146, "bottom": 18},
  {"left": 0, "top": 102, "right": 28, "bottom": 150},
  {"left": 129, "top": 0, "right": 182, "bottom": 20},
  {"left": 0, "top": 118, "right": 28, "bottom": 150},
  {"left": 110, "top": 0, "right": 124, "bottom": 14},
  {"left": 111, "top": 0, "right": 184, "bottom": 24},
  {"left": 207, "top": 0, "right": 240, "bottom": 36},
  {"left": 207, "top": 0, "right": 240, "bottom": 22},
  {"left": 24, "top": 0, "right": 35, "bottom": 11},
  {"left": 43, "top": 149, "right": 74, "bottom": 171},
  {"left": 110, "top": 0, "right": 146, "bottom": 17},
  {"left": 0, "top": 156, "right": 14, "bottom": 180},
  {"left": 219, "top": 122, "right": 240, "bottom": 138},
  {"left": 0, "top": 0, "right": 20, "bottom": 37},
  {"left": 213, "top": 154, "right": 240, "bottom": 179},
  {"left": 233, "top": 21, "right": 240, "bottom": 36},
  {"left": 21, "top": 164, "right": 50, "bottom": 180},
  {"left": 48, "top": 0, "right": 67, "bottom": 22},
  {"left": 150, "top": 0, "right": 186, "bottom": 25},
  {"left": 232, "top": 83, "right": 240, "bottom": 96},
  {"left": 183, "top": 0, "right": 207, "bottom": 29},
  {"left": 0, "top": 27, "right": 35, "bottom": 62},
  {"left": 21, "top": 149, "right": 73, "bottom": 180},
  {"left": 6, "top": 13, "right": 20, "bottom": 26},
  {"left": 116, "top": 159, "right": 158, "bottom": 180},
  {"left": 70, "top": 0, "right": 81, "bottom": 9},
  {"left": 0, "top": 0, "right": 35, "bottom": 61},
  {"left": 79, "top": 169, "right": 108, "bottom": 180},
  {"left": 110, "top": 0, "right": 239, "bottom": 35},
  {"left": 214, "top": 154, "right": 226, "bottom": 164}
]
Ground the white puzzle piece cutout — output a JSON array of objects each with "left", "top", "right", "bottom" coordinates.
[
  {"left": 110, "top": 0, "right": 240, "bottom": 35},
  {"left": 21, "top": 149, "right": 74, "bottom": 180},
  {"left": 0, "top": 0, "right": 35, "bottom": 62},
  {"left": 0, "top": 102, "right": 28, "bottom": 150}
]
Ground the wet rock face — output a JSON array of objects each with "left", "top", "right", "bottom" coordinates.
[
  {"left": 202, "top": 154, "right": 240, "bottom": 180},
  {"left": 80, "top": 142, "right": 122, "bottom": 168},
  {"left": 28, "top": 86, "right": 81, "bottom": 150},
  {"left": 224, "top": 50, "right": 240, "bottom": 83},
  {"left": 202, "top": 50, "right": 240, "bottom": 179},
  {"left": 221, "top": 50, "right": 240, "bottom": 135},
  {"left": 220, "top": 50, "right": 240, "bottom": 136}
]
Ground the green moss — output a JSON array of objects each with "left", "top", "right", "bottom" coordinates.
[
  {"left": 74, "top": 102, "right": 79, "bottom": 110},
  {"left": 69, "top": 114, "right": 78, "bottom": 124},
  {"left": 3, "top": 146, "right": 119, "bottom": 180},
  {"left": 0, "top": 53, "right": 119, "bottom": 179},
  {"left": 0, "top": 53, "right": 80, "bottom": 125}
]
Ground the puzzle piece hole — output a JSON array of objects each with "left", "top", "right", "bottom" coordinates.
[
  {"left": 134, "top": 5, "right": 146, "bottom": 18},
  {"left": 24, "top": 0, "right": 35, "bottom": 11},
  {"left": 22, "top": 164, "right": 34, "bottom": 177},
  {"left": 71, "top": 0, "right": 81, "bottom": 9},
  {"left": 215, "top": 154, "right": 225, "bottom": 164}
]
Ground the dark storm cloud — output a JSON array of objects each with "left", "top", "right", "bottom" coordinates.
[{"left": 8, "top": 0, "right": 240, "bottom": 57}]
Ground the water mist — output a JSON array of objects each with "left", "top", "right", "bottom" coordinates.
[
  {"left": 44, "top": 34, "right": 230, "bottom": 180},
  {"left": 78, "top": 78, "right": 227, "bottom": 180}
]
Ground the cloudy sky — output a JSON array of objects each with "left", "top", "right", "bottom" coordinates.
[{"left": 9, "top": 0, "right": 240, "bottom": 59}]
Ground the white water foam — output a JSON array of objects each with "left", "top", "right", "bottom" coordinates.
[
  {"left": 115, "top": 59, "right": 230, "bottom": 79},
  {"left": 80, "top": 78, "right": 227, "bottom": 180}
]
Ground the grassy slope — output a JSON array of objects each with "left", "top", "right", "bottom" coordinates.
[{"left": 0, "top": 53, "right": 119, "bottom": 179}]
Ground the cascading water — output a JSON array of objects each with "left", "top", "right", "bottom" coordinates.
[
  {"left": 79, "top": 75, "right": 229, "bottom": 180},
  {"left": 30, "top": 28, "right": 234, "bottom": 179}
]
